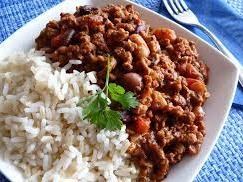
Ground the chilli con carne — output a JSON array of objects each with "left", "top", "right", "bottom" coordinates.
[{"left": 35, "top": 4, "right": 210, "bottom": 181}]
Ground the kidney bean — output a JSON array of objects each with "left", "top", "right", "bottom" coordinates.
[
  {"left": 122, "top": 72, "right": 143, "bottom": 91},
  {"left": 76, "top": 5, "right": 98, "bottom": 16}
]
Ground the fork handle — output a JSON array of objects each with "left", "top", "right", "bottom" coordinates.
[{"left": 197, "top": 24, "right": 243, "bottom": 87}]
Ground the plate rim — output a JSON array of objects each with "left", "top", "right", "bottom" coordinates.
[{"left": 0, "top": 0, "right": 239, "bottom": 181}]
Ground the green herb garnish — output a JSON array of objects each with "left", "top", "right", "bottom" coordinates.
[
  {"left": 78, "top": 55, "right": 139, "bottom": 130},
  {"left": 108, "top": 83, "right": 139, "bottom": 110}
]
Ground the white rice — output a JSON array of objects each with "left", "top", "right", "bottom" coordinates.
[
  {"left": 0, "top": 49, "right": 138, "bottom": 182},
  {"left": 69, "top": 59, "right": 82, "bottom": 65}
]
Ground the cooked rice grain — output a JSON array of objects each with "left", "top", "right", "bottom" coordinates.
[{"left": 0, "top": 49, "right": 137, "bottom": 182}]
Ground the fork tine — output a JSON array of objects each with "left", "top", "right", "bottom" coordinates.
[
  {"left": 163, "top": 0, "right": 177, "bottom": 16},
  {"left": 178, "top": 0, "right": 189, "bottom": 11},
  {"left": 169, "top": 0, "right": 179, "bottom": 14},
  {"left": 174, "top": 0, "right": 184, "bottom": 13}
]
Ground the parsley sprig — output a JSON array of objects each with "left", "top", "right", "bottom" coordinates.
[
  {"left": 78, "top": 55, "right": 139, "bottom": 130},
  {"left": 108, "top": 83, "right": 139, "bottom": 110}
]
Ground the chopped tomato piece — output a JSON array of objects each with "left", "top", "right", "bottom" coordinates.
[
  {"left": 134, "top": 117, "right": 150, "bottom": 133},
  {"left": 178, "top": 63, "right": 201, "bottom": 79},
  {"left": 186, "top": 78, "right": 198, "bottom": 86},
  {"left": 186, "top": 63, "right": 201, "bottom": 79},
  {"left": 152, "top": 28, "right": 176, "bottom": 42},
  {"left": 186, "top": 78, "right": 206, "bottom": 93},
  {"left": 51, "top": 29, "right": 75, "bottom": 48},
  {"left": 51, "top": 34, "right": 65, "bottom": 48}
]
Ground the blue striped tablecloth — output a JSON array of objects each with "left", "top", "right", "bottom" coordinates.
[{"left": 0, "top": 0, "right": 242, "bottom": 181}]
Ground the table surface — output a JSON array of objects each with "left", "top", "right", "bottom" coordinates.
[{"left": 0, "top": 0, "right": 242, "bottom": 181}]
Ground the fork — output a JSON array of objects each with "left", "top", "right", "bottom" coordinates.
[{"left": 163, "top": 0, "right": 243, "bottom": 87}]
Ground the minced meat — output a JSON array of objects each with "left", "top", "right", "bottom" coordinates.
[{"left": 35, "top": 4, "right": 210, "bottom": 181}]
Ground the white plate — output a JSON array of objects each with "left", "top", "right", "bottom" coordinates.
[{"left": 0, "top": 0, "right": 239, "bottom": 181}]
